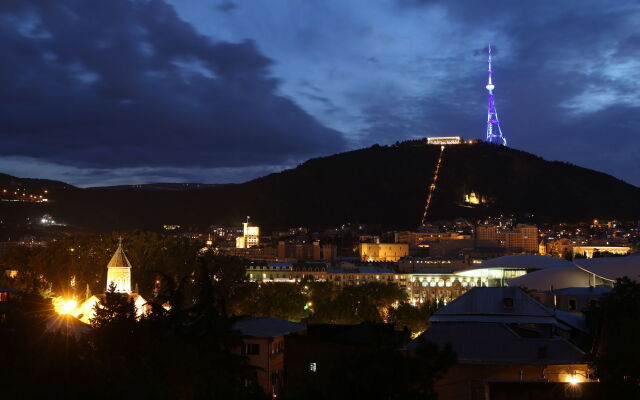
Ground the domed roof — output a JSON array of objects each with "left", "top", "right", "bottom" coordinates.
[
  {"left": 470, "top": 254, "right": 574, "bottom": 271},
  {"left": 575, "top": 256, "right": 640, "bottom": 281},
  {"left": 506, "top": 266, "right": 592, "bottom": 291}
]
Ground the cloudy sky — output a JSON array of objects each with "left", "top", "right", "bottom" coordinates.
[{"left": 0, "top": 0, "right": 639, "bottom": 187}]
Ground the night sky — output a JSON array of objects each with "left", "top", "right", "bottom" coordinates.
[{"left": 1, "top": 1, "right": 639, "bottom": 187}]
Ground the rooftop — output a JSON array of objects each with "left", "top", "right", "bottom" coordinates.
[
  {"left": 470, "top": 254, "right": 574, "bottom": 271},
  {"left": 233, "top": 316, "right": 306, "bottom": 338},
  {"left": 410, "top": 322, "right": 584, "bottom": 365},
  {"left": 107, "top": 242, "right": 132, "bottom": 269}
]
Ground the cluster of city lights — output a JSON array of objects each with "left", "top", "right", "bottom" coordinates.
[
  {"left": 1, "top": 188, "right": 48, "bottom": 202},
  {"left": 420, "top": 145, "right": 445, "bottom": 227}
]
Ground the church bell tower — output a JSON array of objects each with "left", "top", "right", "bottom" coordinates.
[{"left": 106, "top": 238, "right": 132, "bottom": 293}]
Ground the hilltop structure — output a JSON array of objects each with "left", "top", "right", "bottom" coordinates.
[{"left": 485, "top": 43, "right": 507, "bottom": 146}]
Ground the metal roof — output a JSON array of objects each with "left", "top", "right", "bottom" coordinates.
[
  {"left": 431, "top": 287, "right": 553, "bottom": 321},
  {"left": 233, "top": 316, "right": 306, "bottom": 338},
  {"left": 410, "top": 322, "right": 584, "bottom": 365},
  {"left": 575, "top": 256, "right": 640, "bottom": 281},
  {"left": 467, "top": 255, "right": 574, "bottom": 271},
  {"left": 507, "top": 266, "right": 595, "bottom": 291}
]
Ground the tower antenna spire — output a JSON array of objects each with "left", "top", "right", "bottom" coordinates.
[{"left": 484, "top": 42, "right": 506, "bottom": 146}]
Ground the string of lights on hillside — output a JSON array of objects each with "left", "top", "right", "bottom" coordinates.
[{"left": 420, "top": 145, "right": 445, "bottom": 228}]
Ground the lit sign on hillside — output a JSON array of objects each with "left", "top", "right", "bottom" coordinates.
[{"left": 427, "top": 137, "right": 462, "bottom": 145}]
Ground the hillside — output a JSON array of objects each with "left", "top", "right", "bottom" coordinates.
[{"left": 0, "top": 141, "right": 638, "bottom": 231}]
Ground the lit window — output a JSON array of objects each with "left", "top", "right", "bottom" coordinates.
[{"left": 309, "top": 362, "right": 317, "bottom": 372}]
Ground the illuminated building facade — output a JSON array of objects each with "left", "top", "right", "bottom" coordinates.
[
  {"left": 359, "top": 243, "right": 409, "bottom": 262},
  {"left": 485, "top": 43, "right": 507, "bottom": 146},
  {"left": 106, "top": 239, "right": 132, "bottom": 293},
  {"left": 394, "top": 231, "right": 470, "bottom": 247},
  {"left": 572, "top": 245, "right": 631, "bottom": 258},
  {"left": 236, "top": 222, "right": 260, "bottom": 248},
  {"left": 427, "top": 136, "right": 462, "bottom": 145}
]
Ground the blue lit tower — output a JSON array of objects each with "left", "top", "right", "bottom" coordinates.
[{"left": 485, "top": 43, "right": 507, "bottom": 146}]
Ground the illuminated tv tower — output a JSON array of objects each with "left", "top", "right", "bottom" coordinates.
[{"left": 485, "top": 43, "right": 506, "bottom": 146}]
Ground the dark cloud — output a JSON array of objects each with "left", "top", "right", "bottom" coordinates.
[
  {"left": 215, "top": 2, "right": 238, "bottom": 13},
  {"left": 0, "top": 0, "right": 345, "bottom": 171},
  {"left": 360, "top": 0, "right": 640, "bottom": 185}
]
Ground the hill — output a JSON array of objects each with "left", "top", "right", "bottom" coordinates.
[{"left": 0, "top": 141, "right": 638, "bottom": 231}]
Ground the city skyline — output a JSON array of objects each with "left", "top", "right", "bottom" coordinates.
[{"left": 0, "top": 0, "right": 639, "bottom": 186}]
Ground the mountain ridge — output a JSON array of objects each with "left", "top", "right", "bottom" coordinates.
[{"left": 0, "top": 140, "right": 638, "bottom": 231}]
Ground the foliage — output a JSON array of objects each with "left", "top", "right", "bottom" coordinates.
[
  {"left": 90, "top": 282, "right": 138, "bottom": 354},
  {"left": 0, "top": 276, "right": 267, "bottom": 399},
  {"left": 0, "top": 232, "right": 209, "bottom": 298},
  {"left": 592, "top": 250, "right": 625, "bottom": 258},
  {"left": 388, "top": 301, "right": 442, "bottom": 336},
  {"left": 586, "top": 277, "right": 640, "bottom": 393},
  {"left": 306, "top": 281, "right": 407, "bottom": 324},
  {"left": 284, "top": 336, "right": 456, "bottom": 400},
  {"left": 244, "top": 282, "right": 307, "bottom": 321}
]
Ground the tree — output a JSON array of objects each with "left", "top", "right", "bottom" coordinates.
[
  {"left": 388, "top": 301, "right": 442, "bottom": 336},
  {"left": 90, "top": 282, "right": 138, "bottom": 354},
  {"left": 586, "top": 277, "right": 640, "bottom": 394},
  {"left": 246, "top": 282, "right": 307, "bottom": 321},
  {"left": 285, "top": 335, "right": 456, "bottom": 400}
]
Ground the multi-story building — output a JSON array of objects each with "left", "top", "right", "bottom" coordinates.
[
  {"left": 409, "top": 287, "right": 591, "bottom": 400},
  {"left": 505, "top": 224, "right": 539, "bottom": 253},
  {"left": 397, "top": 257, "right": 468, "bottom": 273},
  {"left": 475, "top": 224, "right": 498, "bottom": 243},
  {"left": 277, "top": 241, "right": 337, "bottom": 262},
  {"left": 359, "top": 243, "right": 409, "bottom": 262},
  {"left": 395, "top": 231, "right": 470, "bottom": 247},
  {"left": 233, "top": 317, "right": 306, "bottom": 398},
  {"left": 236, "top": 222, "right": 260, "bottom": 248}
]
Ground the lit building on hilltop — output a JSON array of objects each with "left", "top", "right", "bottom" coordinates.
[
  {"left": 427, "top": 136, "right": 462, "bottom": 145},
  {"left": 106, "top": 239, "right": 132, "bottom": 293},
  {"left": 484, "top": 43, "right": 507, "bottom": 146},
  {"left": 236, "top": 220, "right": 260, "bottom": 248}
]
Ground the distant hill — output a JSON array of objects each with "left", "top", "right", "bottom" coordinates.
[
  {"left": 92, "top": 183, "right": 229, "bottom": 191},
  {"left": 0, "top": 172, "right": 76, "bottom": 191},
  {"left": 1, "top": 141, "right": 639, "bottom": 231}
]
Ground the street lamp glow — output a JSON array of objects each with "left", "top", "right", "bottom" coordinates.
[{"left": 566, "top": 375, "right": 580, "bottom": 385}]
